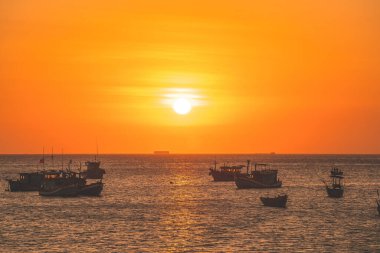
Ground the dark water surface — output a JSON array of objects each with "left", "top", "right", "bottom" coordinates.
[{"left": 1, "top": 154, "right": 379, "bottom": 252}]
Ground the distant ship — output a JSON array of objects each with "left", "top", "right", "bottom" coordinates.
[{"left": 154, "top": 151, "right": 170, "bottom": 155}]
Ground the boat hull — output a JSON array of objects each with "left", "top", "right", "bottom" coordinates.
[
  {"left": 260, "top": 195, "right": 288, "bottom": 208},
  {"left": 78, "top": 182, "right": 103, "bottom": 196},
  {"left": 39, "top": 185, "right": 78, "bottom": 197},
  {"left": 326, "top": 186, "right": 344, "bottom": 198},
  {"left": 7, "top": 180, "right": 41, "bottom": 192},
  {"left": 235, "top": 174, "right": 282, "bottom": 189}
]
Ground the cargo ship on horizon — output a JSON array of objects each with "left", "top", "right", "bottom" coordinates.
[{"left": 154, "top": 151, "right": 170, "bottom": 155}]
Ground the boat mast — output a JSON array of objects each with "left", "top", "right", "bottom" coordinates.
[
  {"left": 247, "top": 160, "right": 250, "bottom": 174},
  {"left": 51, "top": 147, "right": 54, "bottom": 168},
  {"left": 42, "top": 147, "right": 45, "bottom": 170},
  {"left": 95, "top": 139, "right": 98, "bottom": 161},
  {"left": 61, "top": 148, "right": 64, "bottom": 170}
]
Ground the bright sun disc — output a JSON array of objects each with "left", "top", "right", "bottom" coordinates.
[{"left": 172, "top": 98, "right": 192, "bottom": 115}]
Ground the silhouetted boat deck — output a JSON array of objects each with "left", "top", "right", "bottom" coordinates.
[
  {"left": 235, "top": 161, "right": 282, "bottom": 189},
  {"left": 209, "top": 161, "right": 245, "bottom": 181},
  {"left": 39, "top": 170, "right": 103, "bottom": 197},
  {"left": 260, "top": 194, "right": 288, "bottom": 208}
]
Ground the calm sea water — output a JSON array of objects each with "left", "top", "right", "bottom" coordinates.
[{"left": 0, "top": 154, "right": 379, "bottom": 252}]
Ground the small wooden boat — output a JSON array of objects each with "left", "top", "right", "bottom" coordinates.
[
  {"left": 6, "top": 172, "right": 45, "bottom": 192},
  {"left": 324, "top": 168, "right": 344, "bottom": 198},
  {"left": 209, "top": 161, "right": 245, "bottom": 181},
  {"left": 235, "top": 161, "right": 282, "bottom": 189},
  {"left": 260, "top": 194, "right": 288, "bottom": 208}
]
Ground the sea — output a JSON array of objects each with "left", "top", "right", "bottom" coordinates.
[{"left": 0, "top": 154, "right": 379, "bottom": 252}]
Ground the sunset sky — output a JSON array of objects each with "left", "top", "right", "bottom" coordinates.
[{"left": 1, "top": 1, "right": 379, "bottom": 154}]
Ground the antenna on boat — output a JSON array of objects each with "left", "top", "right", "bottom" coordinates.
[
  {"left": 247, "top": 160, "right": 250, "bottom": 174},
  {"left": 51, "top": 147, "right": 54, "bottom": 168},
  {"left": 95, "top": 139, "right": 98, "bottom": 161},
  {"left": 42, "top": 146, "right": 45, "bottom": 170},
  {"left": 61, "top": 148, "right": 64, "bottom": 170}
]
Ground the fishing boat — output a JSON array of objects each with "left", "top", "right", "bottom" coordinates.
[
  {"left": 82, "top": 160, "right": 106, "bottom": 179},
  {"left": 6, "top": 152, "right": 48, "bottom": 192},
  {"left": 235, "top": 161, "right": 282, "bottom": 189},
  {"left": 324, "top": 168, "right": 344, "bottom": 198},
  {"left": 66, "top": 170, "right": 104, "bottom": 196},
  {"left": 39, "top": 170, "right": 80, "bottom": 197},
  {"left": 260, "top": 194, "right": 288, "bottom": 208},
  {"left": 6, "top": 172, "right": 45, "bottom": 192},
  {"left": 209, "top": 161, "right": 245, "bottom": 181},
  {"left": 39, "top": 169, "right": 104, "bottom": 197},
  {"left": 65, "top": 159, "right": 104, "bottom": 196}
]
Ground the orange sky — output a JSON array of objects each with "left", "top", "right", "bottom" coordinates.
[{"left": 1, "top": 1, "right": 380, "bottom": 154}]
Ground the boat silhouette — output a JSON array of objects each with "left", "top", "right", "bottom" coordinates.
[
  {"left": 260, "top": 194, "right": 288, "bottom": 208},
  {"left": 209, "top": 161, "right": 245, "bottom": 181},
  {"left": 235, "top": 161, "right": 282, "bottom": 189},
  {"left": 323, "top": 167, "right": 344, "bottom": 198}
]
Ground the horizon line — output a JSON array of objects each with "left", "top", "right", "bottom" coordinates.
[{"left": 0, "top": 152, "right": 380, "bottom": 156}]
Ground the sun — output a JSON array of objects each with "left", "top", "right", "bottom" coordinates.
[{"left": 172, "top": 98, "right": 192, "bottom": 115}]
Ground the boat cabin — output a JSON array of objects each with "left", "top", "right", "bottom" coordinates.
[
  {"left": 19, "top": 172, "right": 44, "bottom": 184},
  {"left": 83, "top": 161, "right": 106, "bottom": 179},
  {"left": 209, "top": 161, "right": 245, "bottom": 181},
  {"left": 7, "top": 172, "right": 45, "bottom": 191},
  {"left": 331, "top": 167, "right": 343, "bottom": 176},
  {"left": 234, "top": 161, "right": 282, "bottom": 189},
  {"left": 219, "top": 164, "right": 245, "bottom": 173},
  {"left": 41, "top": 170, "right": 84, "bottom": 188},
  {"left": 250, "top": 163, "right": 279, "bottom": 186},
  {"left": 85, "top": 161, "right": 101, "bottom": 170}
]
